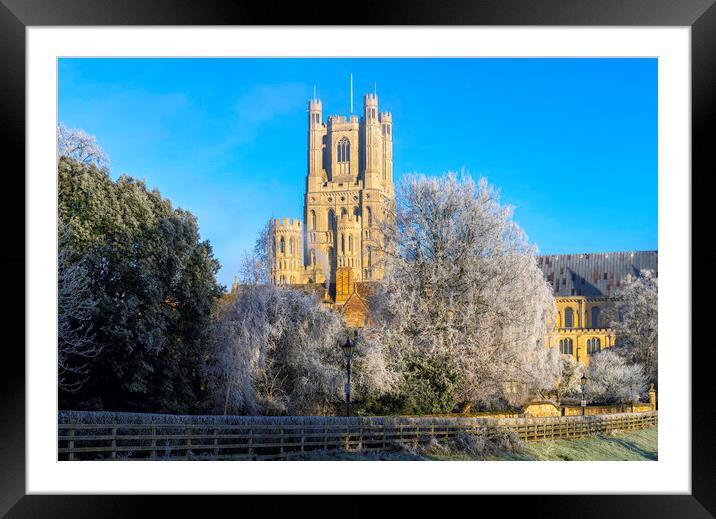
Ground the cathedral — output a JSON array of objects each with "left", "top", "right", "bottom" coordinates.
[
  {"left": 266, "top": 91, "right": 658, "bottom": 365},
  {"left": 270, "top": 92, "right": 394, "bottom": 304}
]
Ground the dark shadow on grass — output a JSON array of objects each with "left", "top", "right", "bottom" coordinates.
[{"left": 601, "top": 435, "right": 657, "bottom": 460}]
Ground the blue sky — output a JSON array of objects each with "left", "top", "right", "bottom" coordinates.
[{"left": 58, "top": 58, "right": 657, "bottom": 289}]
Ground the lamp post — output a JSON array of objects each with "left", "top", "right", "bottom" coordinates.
[
  {"left": 580, "top": 374, "right": 588, "bottom": 416},
  {"left": 341, "top": 331, "right": 356, "bottom": 417}
]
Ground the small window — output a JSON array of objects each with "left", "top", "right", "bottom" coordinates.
[
  {"left": 564, "top": 308, "right": 574, "bottom": 328},
  {"left": 559, "top": 338, "right": 574, "bottom": 355},
  {"left": 337, "top": 137, "right": 350, "bottom": 163},
  {"left": 587, "top": 338, "right": 602, "bottom": 354}
]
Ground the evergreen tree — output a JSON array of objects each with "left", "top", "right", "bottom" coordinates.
[{"left": 58, "top": 143, "right": 223, "bottom": 412}]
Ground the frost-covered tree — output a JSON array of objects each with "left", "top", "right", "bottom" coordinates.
[
  {"left": 205, "top": 283, "right": 397, "bottom": 415},
  {"left": 610, "top": 270, "right": 658, "bottom": 386},
  {"left": 585, "top": 349, "right": 648, "bottom": 404},
  {"left": 553, "top": 353, "right": 584, "bottom": 403},
  {"left": 370, "top": 173, "right": 558, "bottom": 411},
  {"left": 238, "top": 221, "right": 272, "bottom": 285},
  {"left": 205, "top": 284, "right": 344, "bottom": 415},
  {"left": 58, "top": 123, "right": 109, "bottom": 169},
  {"left": 58, "top": 227, "right": 100, "bottom": 392}
]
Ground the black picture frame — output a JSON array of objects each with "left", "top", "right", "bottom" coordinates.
[{"left": 3, "top": 0, "right": 713, "bottom": 515}]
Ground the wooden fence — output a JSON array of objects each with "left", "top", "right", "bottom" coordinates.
[{"left": 58, "top": 410, "right": 657, "bottom": 461}]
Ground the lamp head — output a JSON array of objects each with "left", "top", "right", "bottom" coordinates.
[{"left": 341, "top": 334, "right": 355, "bottom": 360}]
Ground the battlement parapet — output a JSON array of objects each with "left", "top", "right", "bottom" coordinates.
[
  {"left": 379, "top": 111, "right": 392, "bottom": 122},
  {"left": 273, "top": 217, "right": 302, "bottom": 230},
  {"left": 364, "top": 93, "right": 378, "bottom": 105},
  {"left": 327, "top": 115, "right": 359, "bottom": 129}
]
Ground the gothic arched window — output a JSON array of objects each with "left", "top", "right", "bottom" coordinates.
[
  {"left": 328, "top": 209, "right": 336, "bottom": 233},
  {"left": 341, "top": 207, "right": 347, "bottom": 218},
  {"left": 587, "top": 338, "right": 602, "bottom": 354},
  {"left": 337, "top": 138, "right": 350, "bottom": 175},
  {"left": 347, "top": 234, "right": 352, "bottom": 253},
  {"left": 337, "top": 138, "right": 350, "bottom": 163},
  {"left": 367, "top": 207, "right": 373, "bottom": 226},
  {"left": 280, "top": 237, "right": 285, "bottom": 255},
  {"left": 591, "top": 306, "right": 601, "bottom": 328},
  {"left": 289, "top": 237, "right": 293, "bottom": 255},
  {"left": 310, "top": 210, "right": 316, "bottom": 230},
  {"left": 564, "top": 308, "right": 574, "bottom": 328},
  {"left": 559, "top": 338, "right": 574, "bottom": 355}
]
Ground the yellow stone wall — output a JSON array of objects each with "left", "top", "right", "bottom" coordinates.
[
  {"left": 546, "top": 296, "right": 616, "bottom": 366},
  {"left": 523, "top": 402, "right": 561, "bottom": 417},
  {"left": 563, "top": 403, "right": 655, "bottom": 416}
]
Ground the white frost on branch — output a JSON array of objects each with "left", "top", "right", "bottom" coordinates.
[
  {"left": 58, "top": 230, "right": 101, "bottom": 392},
  {"left": 585, "top": 349, "right": 648, "bottom": 404},
  {"left": 370, "top": 173, "right": 558, "bottom": 407},
  {"left": 610, "top": 269, "right": 658, "bottom": 386},
  {"left": 205, "top": 284, "right": 393, "bottom": 415},
  {"left": 57, "top": 123, "right": 109, "bottom": 169}
]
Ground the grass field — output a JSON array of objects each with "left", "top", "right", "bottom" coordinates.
[
  {"left": 494, "top": 427, "right": 657, "bottom": 461},
  {"left": 286, "top": 426, "right": 658, "bottom": 461}
]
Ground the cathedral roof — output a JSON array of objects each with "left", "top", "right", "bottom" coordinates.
[{"left": 537, "top": 251, "right": 657, "bottom": 297}]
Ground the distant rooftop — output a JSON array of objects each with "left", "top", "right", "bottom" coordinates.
[{"left": 537, "top": 251, "right": 658, "bottom": 297}]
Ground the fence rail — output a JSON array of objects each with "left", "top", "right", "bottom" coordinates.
[{"left": 58, "top": 410, "right": 657, "bottom": 461}]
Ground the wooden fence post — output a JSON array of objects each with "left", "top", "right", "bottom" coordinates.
[
  {"left": 150, "top": 427, "right": 157, "bottom": 459},
  {"left": 248, "top": 428, "right": 253, "bottom": 459},
  {"left": 111, "top": 427, "right": 117, "bottom": 460},
  {"left": 68, "top": 427, "right": 75, "bottom": 461},
  {"left": 186, "top": 427, "right": 192, "bottom": 460}
]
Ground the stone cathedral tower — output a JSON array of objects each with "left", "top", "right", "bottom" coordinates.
[{"left": 270, "top": 92, "right": 394, "bottom": 295}]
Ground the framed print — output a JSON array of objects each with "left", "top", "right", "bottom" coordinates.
[{"left": 4, "top": 0, "right": 714, "bottom": 515}]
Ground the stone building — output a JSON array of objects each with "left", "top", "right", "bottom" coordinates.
[
  {"left": 270, "top": 93, "right": 394, "bottom": 298},
  {"left": 538, "top": 251, "right": 658, "bottom": 366}
]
